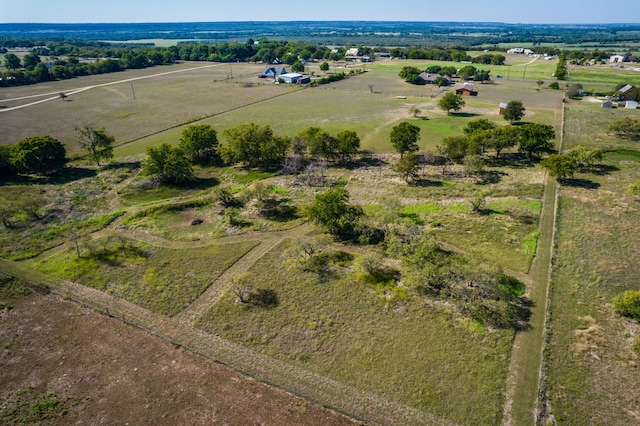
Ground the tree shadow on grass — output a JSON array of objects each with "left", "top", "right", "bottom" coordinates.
[
  {"left": 103, "top": 161, "right": 141, "bottom": 171},
  {"left": 1, "top": 167, "right": 98, "bottom": 187},
  {"left": 413, "top": 178, "right": 444, "bottom": 187},
  {"left": 450, "top": 112, "right": 480, "bottom": 118},
  {"left": 264, "top": 204, "right": 299, "bottom": 223},
  {"left": 189, "top": 176, "right": 220, "bottom": 190},
  {"left": 588, "top": 164, "right": 619, "bottom": 176},
  {"left": 476, "top": 170, "right": 507, "bottom": 185},
  {"left": 559, "top": 178, "right": 600, "bottom": 189},
  {"left": 341, "top": 155, "right": 388, "bottom": 170}
]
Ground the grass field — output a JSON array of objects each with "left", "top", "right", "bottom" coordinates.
[
  {"left": 197, "top": 238, "right": 514, "bottom": 425},
  {"left": 33, "top": 238, "right": 259, "bottom": 316},
  {"left": 543, "top": 100, "right": 640, "bottom": 425},
  {"left": 3, "top": 52, "right": 639, "bottom": 425}
]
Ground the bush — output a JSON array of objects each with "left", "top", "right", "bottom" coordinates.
[
  {"left": 548, "top": 82, "right": 560, "bottom": 90},
  {"left": 628, "top": 182, "right": 640, "bottom": 196},
  {"left": 613, "top": 290, "right": 640, "bottom": 320}
]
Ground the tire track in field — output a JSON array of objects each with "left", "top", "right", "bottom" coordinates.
[{"left": 0, "top": 63, "right": 227, "bottom": 113}]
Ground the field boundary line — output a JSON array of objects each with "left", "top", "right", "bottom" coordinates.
[
  {"left": 115, "top": 86, "right": 306, "bottom": 148},
  {"left": 501, "top": 95, "right": 564, "bottom": 426}
]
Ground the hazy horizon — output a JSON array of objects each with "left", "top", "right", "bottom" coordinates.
[{"left": 1, "top": 0, "right": 639, "bottom": 25}]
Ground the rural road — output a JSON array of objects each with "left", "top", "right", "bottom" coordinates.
[{"left": 0, "top": 63, "right": 226, "bottom": 113}]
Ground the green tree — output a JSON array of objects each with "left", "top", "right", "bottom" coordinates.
[
  {"left": 222, "top": 123, "right": 289, "bottom": 169},
  {"left": 409, "top": 106, "right": 420, "bottom": 117},
  {"left": 567, "top": 145, "right": 603, "bottom": 171},
  {"left": 301, "top": 127, "right": 338, "bottom": 159},
  {"left": 319, "top": 61, "right": 329, "bottom": 71},
  {"left": 22, "top": 53, "right": 41, "bottom": 71},
  {"left": 143, "top": 143, "right": 195, "bottom": 185},
  {"left": 613, "top": 290, "right": 640, "bottom": 320},
  {"left": 554, "top": 53, "right": 567, "bottom": 80},
  {"left": 399, "top": 66, "right": 421, "bottom": 79},
  {"left": 607, "top": 117, "right": 640, "bottom": 140},
  {"left": 390, "top": 121, "right": 421, "bottom": 158},
  {"left": 11, "top": 136, "right": 67, "bottom": 175},
  {"left": 0, "top": 145, "right": 15, "bottom": 179},
  {"left": 404, "top": 73, "right": 424, "bottom": 85},
  {"left": 458, "top": 65, "right": 477, "bottom": 80},
  {"left": 464, "top": 154, "right": 485, "bottom": 177},
  {"left": 291, "top": 61, "right": 305, "bottom": 73},
  {"left": 438, "top": 92, "right": 465, "bottom": 115},
  {"left": 75, "top": 124, "right": 115, "bottom": 166},
  {"left": 3, "top": 53, "right": 20, "bottom": 70},
  {"left": 435, "top": 76, "right": 449, "bottom": 87},
  {"left": 307, "top": 188, "right": 363, "bottom": 238},
  {"left": 178, "top": 124, "right": 219, "bottom": 165},
  {"left": 486, "top": 126, "right": 520, "bottom": 158},
  {"left": 518, "top": 123, "right": 555, "bottom": 158},
  {"left": 394, "top": 153, "right": 420, "bottom": 183},
  {"left": 441, "top": 135, "right": 479, "bottom": 163},
  {"left": 503, "top": 100, "right": 526, "bottom": 123},
  {"left": 541, "top": 154, "right": 578, "bottom": 180},
  {"left": 335, "top": 130, "right": 360, "bottom": 162},
  {"left": 463, "top": 118, "right": 496, "bottom": 136},
  {"left": 536, "top": 80, "right": 544, "bottom": 89},
  {"left": 474, "top": 69, "right": 491, "bottom": 83}
]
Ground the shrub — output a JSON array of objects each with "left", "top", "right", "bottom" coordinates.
[
  {"left": 628, "top": 182, "right": 640, "bottom": 196},
  {"left": 613, "top": 290, "right": 640, "bottom": 320},
  {"left": 548, "top": 82, "right": 560, "bottom": 90}
]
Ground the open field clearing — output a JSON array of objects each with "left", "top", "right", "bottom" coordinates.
[
  {"left": 197, "top": 238, "right": 515, "bottom": 426},
  {"left": 543, "top": 100, "right": 640, "bottom": 425},
  {"left": 6, "top": 49, "right": 640, "bottom": 425},
  {"left": 0, "top": 277, "right": 356, "bottom": 425},
  {"left": 115, "top": 67, "right": 563, "bottom": 158},
  {"left": 0, "top": 62, "right": 300, "bottom": 150}
]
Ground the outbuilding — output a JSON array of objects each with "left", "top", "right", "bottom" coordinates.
[
  {"left": 277, "top": 73, "right": 307, "bottom": 84},
  {"left": 456, "top": 83, "right": 477, "bottom": 96}
]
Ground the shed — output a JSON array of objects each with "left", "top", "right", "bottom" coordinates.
[
  {"left": 499, "top": 102, "right": 508, "bottom": 115},
  {"left": 456, "top": 83, "right": 477, "bottom": 96},
  {"left": 625, "top": 100, "right": 638, "bottom": 109},
  {"left": 601, "top": 101, "right": 613, "bottom": 108},
  {"left": 278, "top": 73, "right": 305, "bottom": 84}
]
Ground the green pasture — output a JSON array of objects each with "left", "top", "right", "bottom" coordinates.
[
  {"left": 197, "top": 239, "right": 514, "bottom": 425},
  {"left": 34, "top": 238, "right": 259, "bottom": 316},
  {"left": 563, "top": 99, "right": 640, "bottom": 151},
  {"left": 545, "top": 104, "right": 640, "bottom": 425}
]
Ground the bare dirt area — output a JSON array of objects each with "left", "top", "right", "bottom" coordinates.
[{"left": 0, "top": 291, "right": 356, "bottom": 426}]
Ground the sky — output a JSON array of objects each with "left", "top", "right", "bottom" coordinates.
[{"left": 1, "top": 0, "right": 639, "bottom": 24}]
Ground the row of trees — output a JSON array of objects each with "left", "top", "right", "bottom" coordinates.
[
  {"left": 389, "top": 47, "right": 504, "bottom": 65},
  {"left": 400, "top": 65, "right": 491, "bottom": 86},
  {"left": 141, "top": 123, "right": 362, "bottom": 185}
]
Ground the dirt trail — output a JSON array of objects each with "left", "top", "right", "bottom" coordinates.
[
  {"left": 175, "top": 222, "right": 312, "bottom": 324},
  {"left": 501, "top": 95, "right": 564, "bottom": 426}
]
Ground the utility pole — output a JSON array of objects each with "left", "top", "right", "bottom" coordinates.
[{"left": 131, "top": 82, "right": 136, "bottom": 99}]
